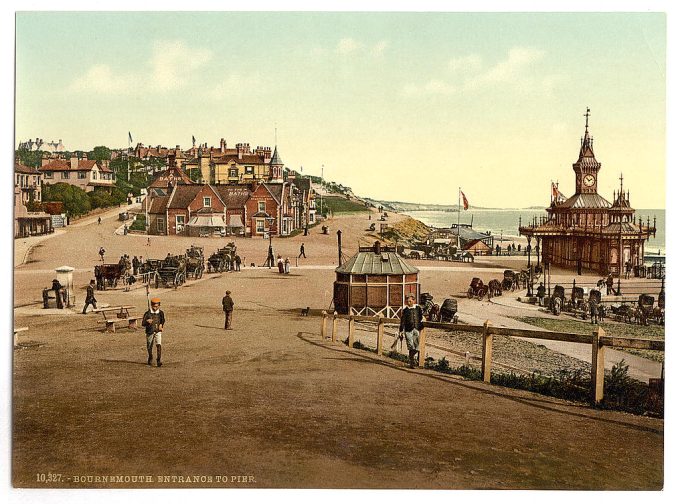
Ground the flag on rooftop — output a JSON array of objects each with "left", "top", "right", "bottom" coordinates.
[{"left": 461, "top": 191, "right": 469, "bottom": 211}]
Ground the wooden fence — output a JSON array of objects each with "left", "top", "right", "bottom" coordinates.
[{"left": 319, "top": 311, "right": 664, "bottom": 404}]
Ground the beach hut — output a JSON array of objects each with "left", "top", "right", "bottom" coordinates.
[
  {"left": 333, "top": 241, "right": 420, "bottom": 318},
  {"left": 464, "top": 239, "right": 492, "bottom": 256}
]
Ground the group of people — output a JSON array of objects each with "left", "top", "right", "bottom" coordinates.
[{"left": 277, "top": 255, "right": 291, "bottom": 274}]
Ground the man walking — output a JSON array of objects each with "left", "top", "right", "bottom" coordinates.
[
  {"left": 132, "top": 255, "right": 140, "bottom": 276},
  {"left": 222, "top": 290, "right": 234, "bottom": 330},
  {"left": 298, "top": 243, "right": 306, "bottom": 259},
  {"left": 235, "top": 254, "right": 241, "bottom": 271},
  {"left": 82, "top": 279, "right": 97, "bottom": 314},
  {"left": 98, "top": 247, "right": 106, "bottom": 263},
  {"left": 399, "top": 293, "right": 424, "bottom": 369},
  {"left": 142, "top": 297, "right": 165, "bottom": 367}
]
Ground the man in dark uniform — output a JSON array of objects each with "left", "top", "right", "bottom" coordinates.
[
  {"left": 298, "top": 243, "right": 306, "bottom": 258},
  {"left": 235, "top": 254, "right": 241, "bottom": 271},
  {"left": 132, "top": 255, "right": 140, "bottom": 276},
  {"left": 222, "top": 290, "right": 234, "bottom": 330},
  {"left": 536, "top": 282, "right": 546, "bottom": 307},
  {"left": 142, "top": 298, "right": 165, "bottom": 367},
  {"left": 82, "top": 279, "right": 97, "bottom": 314}
]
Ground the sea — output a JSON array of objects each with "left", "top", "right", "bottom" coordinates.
[{"left": 404, "top": 208, "right": 666, "bottom": 257}]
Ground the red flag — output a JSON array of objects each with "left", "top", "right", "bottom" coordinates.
[{"left": 461, "top": 191, "right": 469, "bottom": 210}]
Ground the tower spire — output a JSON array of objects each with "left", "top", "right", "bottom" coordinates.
[{"left": 584, "top": 107, "right": 591, "bottom": 134}]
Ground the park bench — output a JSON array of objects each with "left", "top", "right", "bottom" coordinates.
[{"left": 94, "top": 305, "right": 142, "bottom": 333}]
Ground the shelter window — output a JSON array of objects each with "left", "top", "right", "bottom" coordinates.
[
  {"left": 203, "top": 196, "right": 211, "bottom": 207},
  {"left": 256, "top": 219, "right": 265, "bottom": 233}
]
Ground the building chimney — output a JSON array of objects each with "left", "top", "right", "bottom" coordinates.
[{"left": 70, "top": 156, "right": 78, "bottom": 170}]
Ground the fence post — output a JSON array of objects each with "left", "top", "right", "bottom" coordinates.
[
  {"left": 377, "top": 318, "right": 385, "bottom": 356},
  {"left": 481, "top": 320, "right": 493, "bottom": 383},
  {"left": 332, "top": 311, "right": 338, "bottom": 342},
  {"left": 418, "top": 327, "right": 426, "bottom": 368},
  {"left": 348, "top": 316, "right": 355, "bottom": 348},
  {"left": 321, "top": 310, "right": 327, "bottom": 340},
  {"left": 591, "top": 326, "right": 606, "bottom": 404}
]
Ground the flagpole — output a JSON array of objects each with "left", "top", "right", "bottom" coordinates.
[
  {"left": 127, "top": 132, "right": 131, "bottom": 182},
  {"left": 457, "top": 187, "right": 461, "bottom": 249}
]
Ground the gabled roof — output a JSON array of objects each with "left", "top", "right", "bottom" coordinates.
[
  {"left": 38, "top": 159, "right": 101, "bottom": 172},
  {"left": 167, "top": 185, "right": 204, "bottom": 209},
  {"left": 336, "top": 250, "right": 419, "bottom": 275},
  {"left": 149, "top": 166, "right": 194, "bottom": 188},
  {"left": 212, "top": 154, "right": 266, "bottom": 165},
  {"left": 262, "top": 183, "right": 283, "bottom": 204}
]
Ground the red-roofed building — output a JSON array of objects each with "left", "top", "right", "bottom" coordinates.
[{"left": 39, "top": 156, "right": 115, "bottom": 192}]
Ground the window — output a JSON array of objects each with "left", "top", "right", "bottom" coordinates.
[
  {"left": 258, "top": 201, "right": 266, "bottom": 213},
  {"left": 157, "top": 218, "right": 165, "bottom": 233},
  {"left": 78, "top": 171, "right": 87, "bottom": 179},
  {"left": 203, "top": 196, "right": 211, "bottom": 207},
  {"left": 61, "top": 171, "right": 70, "bottom": 179},
  {"left": 44, "top": 171, "right": 53, "bottom": 179},
  {"left": 229, "top": 169, "right": 238, "bottom": 178},
  {"left": 256, "top": 219, "right": 265, "bottom": 233},
  {"left": 176, "top": 215, "right": 185, "bottom": 226},
  {"left": 245, "top": 166, "right": 254, "bottom": 174}
]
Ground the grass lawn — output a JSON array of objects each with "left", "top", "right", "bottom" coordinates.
[
  {"left": 317, "top": 196, "right": 369, "bottom": 215},
  {"left": 515, "top": 316, "right": 665, "bottom": 363}
]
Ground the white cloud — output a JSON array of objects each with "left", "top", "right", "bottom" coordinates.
[
  {"left": 336, "top": 37, "right": 362, "bottom": 54},
  {"left": 68, "top": 64, "right": 135, "bottom": 94},
  {"left": 406, "top": 46, "right": 550, "bottom": 97},
  {"left": 67, "top": 40, "right": 213, "bottom": 95}
]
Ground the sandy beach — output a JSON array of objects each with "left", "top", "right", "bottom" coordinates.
[{"left": 12, "top": 205, "right": 664, "bottom": 489}]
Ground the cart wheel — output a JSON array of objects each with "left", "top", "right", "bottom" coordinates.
[{"left": 467, "top": 288, "right": 474, "bottom": 299}]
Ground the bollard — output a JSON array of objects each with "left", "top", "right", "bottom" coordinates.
[
  {"left": 481, "top": 320, "right": 493, "bottom": 383},
  {"left": 348, "top": 317, "right": 355, "bottom": 348},
  {"left": 418, "top": 327, "right": 426, "bottom": 368},
  {"left": 332, "top": 311, "right": 338, "bottom": 342},
  {"left": 591, "top": 326, "right": 606, "bottom": 404},
  {"left": 377, "top": 319, "right": 385, "bottom": 356},
  {"left": 465, "top": 351, "right": 470, "bottom": 366},
  {"left": 321, "top": 311, "right": 327, "bottom": 340}
]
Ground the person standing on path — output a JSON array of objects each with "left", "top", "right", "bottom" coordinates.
[
  {"left": 142, "top": 298, "right": 165, "bottom": 367},
  {"left": 284, "top": 257, "right": 290, "bottom": 274},
  {"left": 277, "top": 255, "right": 284, "bottom": 274},
  {"left": 132, "top": 255, "right": 139, "bottom": 276},
  {"left": 222, "top": 290, "right": 234, "bottom": 330},
  {"left": 298, "top": 243, "right": 306, "bottom": 259},
  {"left": 399, "top": 293, "right": 424, "bottom": 369},
  {"left": 97, "top": 216, "right": 102, "bottom": 225},
  {"left": 82, "top": 280, "right": 97, "bottom": 314},
  {"left": 235, "top": 254, "right": 241, "bottom": 271},
  {"left": 98, "top": 247, "right": 106, "bottom": 263}
]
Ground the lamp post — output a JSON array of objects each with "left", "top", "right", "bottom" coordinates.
[{"left": 266, "top": 216, "right": 275, "bottom": 268}]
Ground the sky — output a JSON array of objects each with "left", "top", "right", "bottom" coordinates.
[{"left": 14, "top": 11, "right": 667, "bottom": 208}]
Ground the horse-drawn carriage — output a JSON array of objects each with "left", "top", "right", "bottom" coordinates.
[
  {"left": 419, "top": 293, "right": 440, "bottom": 322},
  {"left": 185, "top": 245, "right": 205, "bottom": 279},
  {"left": 439, "top": 299, "right": 459, "bottom": 323},
  {"left": 570, "top": 286, "right": 587, "bottom": 313},
  {"left": 95, "top": 263, "right": 127, "bottom": 290},
  {"left": 548, "top": 285, "right": 565, "bottom": 315},
  {"left": 207, "top": 243, "right": 237, "bottom": 273},
  {"left": 153, "top": 255, "right": 187, "bottom": 289},
  {"left": 467, "top": 278, "right": 488, "bottom": 300},
  {"left": 488, "top": 279, "right": 502, "bottom": 298},
  {"left": 502, "top": 270, "right": 518, "bottom": 291}
]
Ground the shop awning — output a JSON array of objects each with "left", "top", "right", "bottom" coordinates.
[
  {"left": 186, "top": 215, "right": 226, "bottom": 228},
  {"left": 228, "top": 215, "right": 244, "bottom": 228}
]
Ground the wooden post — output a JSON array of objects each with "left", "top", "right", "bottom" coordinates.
[
  {"left": 348, "top": 317, "right": 355, "bottom": 348},
  {"left": 331, "top": 311, "right": 338, "bottom": 342},
  {"left": 377, "top": 319, "right": 385, "bottom": 356},
  {"left": 418, "top": 327, "right": 426, "bottom": 367},
  {"left": 321, "top": 310, "right": 327, "bottom": 340},
  {"left": 591, "top": 326, "right": 606, "bottom": 404},
  {"left": 481, "top": 320, "right": 493, "bottom": 383}
]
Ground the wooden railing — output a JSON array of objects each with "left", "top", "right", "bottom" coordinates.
[{"left": 319, "top": 311, "right": 664, "bottom": 404}]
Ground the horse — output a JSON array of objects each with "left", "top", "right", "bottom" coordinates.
[{"left": 488, "top": 279, "right": 502, "bottom": 298}]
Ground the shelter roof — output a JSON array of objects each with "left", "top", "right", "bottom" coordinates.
[
  {"left": 555, "top": 193, "right": 611, "bottom": 210},
  {"left": 336, "top": 250, "right": 419, "bottom": 275}
]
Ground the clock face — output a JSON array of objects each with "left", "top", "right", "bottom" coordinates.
[{"left": 583, "top": 174, "right": 595, "bottom": 187}]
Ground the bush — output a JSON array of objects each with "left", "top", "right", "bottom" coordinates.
[
  {"left": 43, "top": 183, "right": 91, "bottom": 217},
  {"left": 130, "top": 214, "right": 146, "bottom": 231}
]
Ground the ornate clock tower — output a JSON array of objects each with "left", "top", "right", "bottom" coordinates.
[{"left": 573, "top": 108, "right": 602, "bottom": 194}]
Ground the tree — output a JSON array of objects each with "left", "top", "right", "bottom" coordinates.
[
  {"left": 90, "top": 146, "right": 112, "bottom": 162},
  {"left": 15, "top": 148, "right": 43, "bottom": 168},
  {"left": 42, "top": 183, "right": 91, "bottom": 217}
]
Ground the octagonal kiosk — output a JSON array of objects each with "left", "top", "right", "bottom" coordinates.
[{"left": 55, "top": 265, "right": 75, "bottom": 308}]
